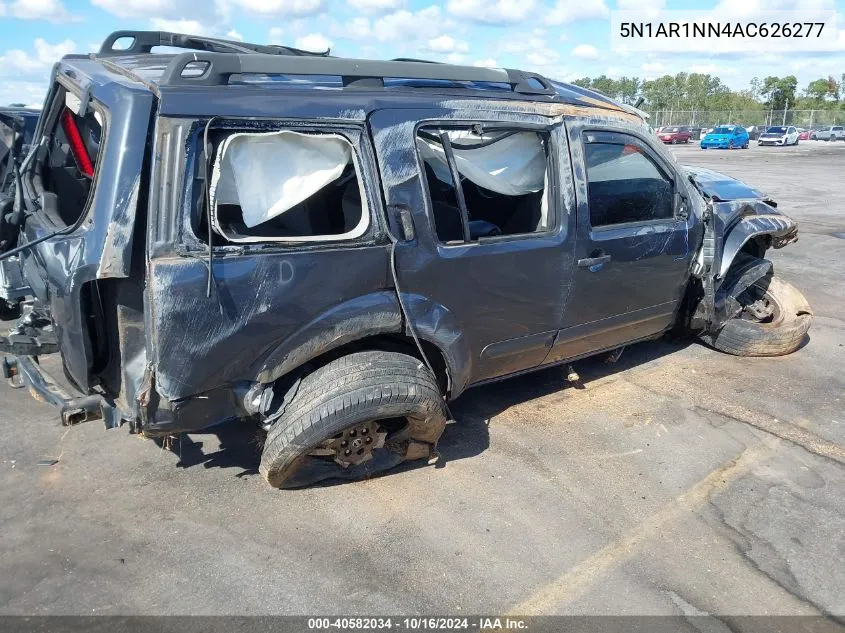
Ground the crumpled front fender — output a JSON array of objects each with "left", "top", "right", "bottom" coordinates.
[
  {"left": 717, "top": 207, "right": 797, "bottom": 279},
  {"left": 713, "top": 199, "right": 798, "bottom": 279}
]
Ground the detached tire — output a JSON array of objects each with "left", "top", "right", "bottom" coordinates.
[
  {"left": 260, "top": 350, "right": 447, "bottom": 489},
  {"left": 702, "top": 276, "right": 812, "bottom": 357}
]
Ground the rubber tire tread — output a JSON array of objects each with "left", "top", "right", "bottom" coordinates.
[
  {"left": 703, "top": 276, "right": 811, "bottom": 357},
  {"left": 260, "top": 350, "right": 446, "bottom": 488}
]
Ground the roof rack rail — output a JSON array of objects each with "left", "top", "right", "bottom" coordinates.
[
  {"left": 99, "top": 30, "right": 329, "bottom": 58},
  {"left": 157, "top": 51, "right": 556, "bottom": 95}
]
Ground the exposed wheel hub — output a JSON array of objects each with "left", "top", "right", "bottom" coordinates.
[
  {"left": 310, "top": 420, "right": 387, "bottom": 468},
  {"left": 744, "top": 297, "right": 774, "bottom": 322}
]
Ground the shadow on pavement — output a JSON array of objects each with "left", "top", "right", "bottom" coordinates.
[{"left": 161, "top": 338, "right": 693, "bottom": 483}]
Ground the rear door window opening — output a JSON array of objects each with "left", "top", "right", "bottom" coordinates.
[
  {"left": 416, "top": 125, "right": 553, "bottom": 244},
  {"left": 206, "top": 128, "right": 370, "bottom": 244},
  {"left": 36, "top": 89, "right": 105, "bottom": 227}
]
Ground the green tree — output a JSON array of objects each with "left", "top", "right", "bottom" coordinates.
[
  {"left": 761, "top": 76, "right": 797, "bottom": 109},
  {"left": 806, "top": 77, "right": 832, "bottom": 101},
  {"left": 571, "top": 77, "right": 591, "bottom": 89},
  {"left": 615, "top": 76, "right": 641, "bottom": 104},
  {"left": 590, "top": 75, "right": 618, "bottom": 98}
]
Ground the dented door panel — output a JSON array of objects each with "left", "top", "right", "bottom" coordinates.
[
  {"left": 370, "top": 107, "right": 577, "bottom": 391},
  {"left": 548, "top": 118, "right": 700, "bottom": 362},
  {"left": 18, "top": 73, "right": 153, "bottom": 392},
  {"left": 145, "top": 114, "right": 394, "bottom": 402}
]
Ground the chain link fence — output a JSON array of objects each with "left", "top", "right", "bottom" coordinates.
[{"left": 647, "top": 110, "right": 843, "bottom": 129}]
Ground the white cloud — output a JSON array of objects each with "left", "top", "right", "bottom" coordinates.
[
  {"left": 572, "top": 44, "right": 599, "bottom": 59},
  {"left": 473, "top": 58, "right": 499, "bottom": 67},
  {"left": 371, "top": 6, "right": 445, "bottom": 42},
  {"left": 268, "top": 27, "right": 284, "bottom": 44},
  {"left": 446, "top": 0, "right": 537, "bottom": 24},
  {"left": 294, "top": 33, "right": 332, "bottom": 52},
  {"left": 617, "top": 0, "right": 664, "bottom": 10},
  {"left": 444, "top": 52, "right": 466, "bottom": 64},
  {"left": 226, "top": 29, "right": 244, "bottom": 41},
  {"left": 690, "top": 63, "right": 739, "bottom": 76},
  {"left": 227, "top": 0, "right": 324, "bottom": 16},
  {"left": 426, "top": 34, "right": 469, "bottom": 53},
  {"left": 0, "top": 80, "right": 49, "bottom": 108},
  {"left": 91, "top": 0, "right": 192, "bottom": 19},
  {"left": 546, "top": 0, "right": 608, "bottom": 24},
  {"left": 7, "top": 0, "right": 74, "bottom": 21},
  {"left": 149, "top": 18, "right": 210, "bottom": 35},
  {"left": 347, "top": 0, "right": 404, "bottom": 14},
  {"left": 0, "top": 38, "right": 77, "bottom": 77},
  {"left": 641, "top": 62, "right": 664, "bottom": 72},
  {"left": 525, "top": 49, "right": 560, "bottom": 66}
]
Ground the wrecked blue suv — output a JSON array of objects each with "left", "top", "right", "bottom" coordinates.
[{"left": 0, "top": 31, "right": 811, "bottom": 488}]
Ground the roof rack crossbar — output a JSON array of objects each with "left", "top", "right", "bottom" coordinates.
[
  {"left": 158, "top": 51, "right": 557, "bottom": 96},
  {"left": 99, "top": 31, "right": 328, "bottom": 58}
]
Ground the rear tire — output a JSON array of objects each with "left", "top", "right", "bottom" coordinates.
[
  {"left": 700, "top": 276, "right": 812, "bottom": 357},
  {"left": 259, "top": 350, "right": 447, "bottom": 489}
]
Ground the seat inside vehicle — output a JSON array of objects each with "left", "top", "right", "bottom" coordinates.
[{"left": 214, "top": 169, "right": 363, "bottom": 241}]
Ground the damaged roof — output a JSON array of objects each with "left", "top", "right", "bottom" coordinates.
[{"left": 54, "top": 30, "right": 637, "bottom": 118}]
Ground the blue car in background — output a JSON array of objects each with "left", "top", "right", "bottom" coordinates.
[{"left": 700, "top": 125, "right": 749, "bottom": 149}]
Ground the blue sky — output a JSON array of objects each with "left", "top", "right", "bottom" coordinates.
[{"left": 1, "top": 0, "right": 844, "bottom": 106}]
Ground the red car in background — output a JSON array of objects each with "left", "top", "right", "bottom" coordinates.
[
  {"left": 657, "top": 125, "right": 692, "bottom": 144},
  {"left": 798, "top": 129, "right": 811, "bottom": 140}
]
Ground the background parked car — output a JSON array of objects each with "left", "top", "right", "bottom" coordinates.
[
  {"left": 0, "top": 107, "right": 40, "bottom": 192},
  {"left": 816, "top": 125, "right": 845, "bottom": 141},
  {"left": 758, "top": 126, "right": 799, "bottom": 146},
  {"left": 657, "top": 125, "right": 692, "bottom": 144},
  {"left": 745, "top": 125, "right": 762, "bottom": 140},
  {"left": 798, "top": 129, "right": 811, "bottom": 141},
  {"left": 700, "top": 125, "right": 749, "bottom": 149},
  {"left": 687, "top": 126, "right": 704, "bottom": 140}
]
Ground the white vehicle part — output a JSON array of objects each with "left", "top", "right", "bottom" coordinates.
[
  {"left": 211, "top": 130, "right": 365, "bottom": 232},
  {"left": 416, "top": 130, "right": 546, "bottom": 197}
]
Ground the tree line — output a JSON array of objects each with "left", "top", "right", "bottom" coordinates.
[{"left": 571, "top": 73, "right": 845, "bottom": 113}]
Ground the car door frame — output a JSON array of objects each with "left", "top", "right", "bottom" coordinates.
[
  {"left": 545, "top": 117, "right": 697, "bottom": 364},
  {"left": 369, "top": 106, "right": 578, "bottom": 394}
]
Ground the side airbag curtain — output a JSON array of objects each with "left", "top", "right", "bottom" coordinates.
[
  {"left": 417, "top": 130, "right": 546, "bottom": 196},
  {"left": 211, "top": 130, "right": 353, "bottom": 228}
]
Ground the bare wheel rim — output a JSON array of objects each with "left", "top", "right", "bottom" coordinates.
[
  {"left": 737, "top": 282, "right": 783, "bottom": 328},
  {"left": 306, "top": 417, "right": 409, "bottom": 468}
]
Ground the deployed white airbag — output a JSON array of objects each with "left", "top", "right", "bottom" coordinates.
[
  {"left": 211, "top": 130, "right": 353, "bottom": 228},
  {"left": 417, "top": 130, "right": 546, "bottom": 196}
]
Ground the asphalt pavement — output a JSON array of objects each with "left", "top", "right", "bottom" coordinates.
[{"left": 1, "top": 140, "right": 844, "bottom": 620}]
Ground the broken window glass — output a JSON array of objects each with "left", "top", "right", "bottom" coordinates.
[
  {"left": 584, "top": 141, "right": 673, "bottom": 226},
  {"left": 416, "top": 126, "right": 552, "bottom": 243},
  {"left": 209, "top": 130, "right": 369, "bottom": 243}
]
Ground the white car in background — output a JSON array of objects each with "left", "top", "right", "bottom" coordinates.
[
  {"left": 758, "top": 125, "right": 799, "bottom": 146},
  {"left": 816, "top": 125, "right": 845, "bottom": 141}
]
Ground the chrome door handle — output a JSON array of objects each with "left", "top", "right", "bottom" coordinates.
[{"left": 577, "top": 254, "right": 611, "bottom": 268}]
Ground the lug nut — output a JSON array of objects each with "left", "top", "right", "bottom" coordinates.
[
  {"left": 361, "top": 427, "right": 368, "bottom": 434},
  {"left": 340, "top": 440, "right": 347, "bottom": 447},
  {"left": 344, "top": 449, "right": 351, "bottom": 456},
  {"left": 349, "top": 430, "right": 356, "bottom": 437},
  {"left": 365, "top": 437, "right": 372, "bottom": 444}
]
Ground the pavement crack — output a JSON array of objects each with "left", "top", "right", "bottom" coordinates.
[
  {"left": 625, "top": 377, "right": 845, "bottom": 467},
  {"left": 505, "top": 443, "right": 776, "bottom": 615}
]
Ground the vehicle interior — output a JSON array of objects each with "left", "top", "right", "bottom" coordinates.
[
  {"left": 37, "top": 94, "right": 102, "bottom": 226},
  {"left": 417, "top": 128, "right": 550, "bottom": 242}
]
